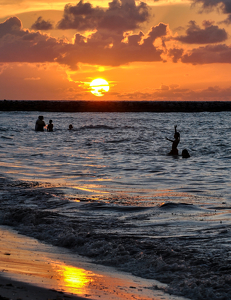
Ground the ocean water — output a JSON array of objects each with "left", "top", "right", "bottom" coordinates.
[{"left": 1, "top": 110, "right": 231, "bottom": 300}]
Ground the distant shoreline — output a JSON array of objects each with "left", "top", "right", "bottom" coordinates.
[{"left": 1, "top": 100, "right": 231, "bottom": 112}]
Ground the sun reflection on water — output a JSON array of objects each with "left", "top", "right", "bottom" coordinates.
[{"left": 73, "top": 186, "right": 109, "bottom": 194}]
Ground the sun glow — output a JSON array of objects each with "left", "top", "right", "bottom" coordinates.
[
  {"left": 90, "top": 78, "right": 110, "bottom": 97},
  {"left": 62, "top": 266, "right": 92, "bottom": 290}
]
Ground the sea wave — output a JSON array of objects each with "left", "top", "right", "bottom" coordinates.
[{"left": 1, "top": 175, "right": 231, "bottom": 300}]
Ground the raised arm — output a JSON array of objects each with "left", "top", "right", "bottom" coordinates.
[{"left": 165, "top": 137, "right": 174, "bottom": 142}]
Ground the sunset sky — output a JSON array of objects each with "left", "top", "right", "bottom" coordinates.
[{"left": 1, "top": 0, "right": 231, "bottom": 100}]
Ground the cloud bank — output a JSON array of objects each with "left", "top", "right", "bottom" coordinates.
[
  {"left": 0, "top": 0, "right": 231, "bottom": 69},
  {"left": 0, "top": 16, "right": 168, "bottom": 69}
]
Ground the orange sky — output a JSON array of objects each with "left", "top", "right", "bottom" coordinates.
[{"left": 0, "top": 0, "right": 231, "bottom": 100}]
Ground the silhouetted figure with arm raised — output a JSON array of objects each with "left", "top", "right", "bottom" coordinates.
[{"left": 166, "top": 125, "right": 180, "bottom": 155}]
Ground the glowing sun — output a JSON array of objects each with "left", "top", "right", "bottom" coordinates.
[{"left": 90, "top": 78, "right": 109, "bottom": 97}]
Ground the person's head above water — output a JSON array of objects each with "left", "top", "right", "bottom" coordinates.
[
  {"left": 38, "top": 116, "right": 44, "bottom": 120},
  {"left": 69, "top": 124, "right": 73, "bottom": 130},
  {"left": 182, "top": 149, "right": 190, "bottom": 158},
  {"left": 49, "top": 119, "right": 53, "bottom": 124}
]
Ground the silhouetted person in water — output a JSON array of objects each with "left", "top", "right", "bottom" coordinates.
[
  {"left": 182, "top": 149, "right": 190, "bottom": 158},
  {"left": 47, "top": 120, "right": 53, "bottom": 132},
  {"left": 35, "top": 116, "right": 46, "bottom": 132},
  {"left": 166, "top": 125, "right": 180, "bottom": 155},
  {"left": 69, "top": 124, "right": 73, "bottom": 130}
]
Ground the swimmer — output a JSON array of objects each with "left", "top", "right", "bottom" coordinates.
[
  {"left": 182, "top": 149, "right": 190, "bottom": 158},
  {"left": 69, "top": 124, "right": 73, "bottom": 130},
  {"left": 166, "top": 125, "right": 180, "bottom": 155},
  {"left": 35, "top": 116, "right": 46, "bottom": 132},
  {"left": 47, "top": 120, "right": 53, "bottom": 132}
]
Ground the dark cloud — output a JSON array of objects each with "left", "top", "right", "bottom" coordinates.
[
  {"left": 0, "top": 17, "right": 168, "bottom": 69},
  {"left": 192, "top": 0, "right": 231, "bottom": 14},
  {"left": 168, "top": 41, "right": 231, "bottom": 65},
  {"left": 0, "top": 16, "right": 22, "bottom": 38},
  {"left": 0, "top": 17, "right": 69, "bottom": 64},
  {"left": 175, "top": 20, "right": 227, "bottom": 44},
  {"left": 57, "top": 0, "right": 104, "bottom": 31},
  {"left": 145, "top": 22, "right": 167, "bottom": 43},
  {"left": 219, "top": 14, "right": 231, "bottom": 25},
  {"left": 57, "top": 0, "right": 150, "bottom": 33},
  {"left": 181, "top": 44, "right": 231, "bottom": 64},
  {"left": 168, "top": 48, "right": 184, "bottom": 63},
  {"left": 192, "top": 0, "right": 231, "bottom": 24},
  {"left": 31, "top": 17, "right": 53, "bottom": 30}
]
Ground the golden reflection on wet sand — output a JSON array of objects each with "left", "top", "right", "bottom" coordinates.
[
  {"left": 0, "top": 226, "right": 187, "bottom": 300},
  {"left": 53, "top": 263, "right": 99, "bottom": 295},
  {"left": 45, "top": 259, "right": 162, "bottom": 300}
]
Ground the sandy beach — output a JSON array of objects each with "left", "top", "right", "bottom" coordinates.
[
  {"left": 0, "top": 226, "right": 91, "bottom": 300},
  {"left": 0, "top": 226, "right": 189, "bottom": 300}
]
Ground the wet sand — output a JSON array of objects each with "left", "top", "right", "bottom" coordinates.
[
  {"left": 0, "top": 275, "right": 88, "bottom": 300},
  {"left": 0, "top": 226, "right": 188, "bottom": 300}
]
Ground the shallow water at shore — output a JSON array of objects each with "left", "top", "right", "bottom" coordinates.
[{"left": 1, "top": 111, "right": 231, "bottom": 299}]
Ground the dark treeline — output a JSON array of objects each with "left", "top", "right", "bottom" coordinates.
[{"left": 1, "top": 100, "right": 231, "bottom": 112}]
